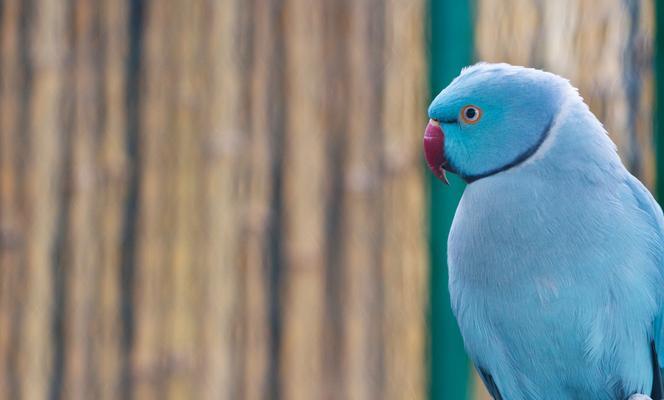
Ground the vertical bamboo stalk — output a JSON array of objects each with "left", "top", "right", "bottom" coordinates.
[
  {"left": 240, "top": 0, "right": 273, "bottom": 398},
  {"left": 280, "top": 0, "right": 327, "bottom": 398},
  {"left": 132, "top": 1, "right": 174, "bottom": 398},
  {"left": 342, "top": 1, "right": 386, "bottom": 399},
  {"left": 382, "top": 1, "right": 428, "bottom": 398},
  {"left": 17, "top": 0, "right": 68, "bottom": 398},
  {"left": 319, "top": 2, "right": 349, "bottom": 398},
  {"left": 164, "top": 1, "right": 205, "bottom": 399},
  {"left": 62, "top": 2, "right": 102, "bottom": 398},
  {"left": 94, "top": 1, "right": 128, "bottom": 398},
  {"left": 0, "top": 1, "right": 25, "bottom": 397},
  {"left": 199, "top": 0, "right": 246, "bottom": 398}
]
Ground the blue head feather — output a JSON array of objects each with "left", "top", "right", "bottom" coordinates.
[{"left": 428, "top": 63, "right": 571, "bottom": 181}]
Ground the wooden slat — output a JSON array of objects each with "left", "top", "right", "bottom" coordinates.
[
  {"left": 319, "top": 2, "right": 349, "bottom": 398},
  {"left": 342, "top": 1, "right": 387, "bottom": 399},
  {"left": 198, "top": 0, "right": 246, "bottom": 398},
  {"left": 280, "top": 0, "right": 327, "bottom": 398},
  {"left": 0, "top": 1, "right": 25, "bottom": 398},
  {"left": 382, "top": 1, "right": 428, "bottom": 398},
  {"left": 164, "top": 2, "right": 205, "bottom": 399},
  {"left": 239, "top": 0, "right": 273, "bottom": 398},
  {"left": 62, "top": 2, "right": 102, "bottom": 399},
  {"left": 131, "top": 1, "right": 175, "bottom": 398},
  {"left": 94, "top": 1, "right": 128, "bottom": 398},
  {"left": 17, "top": 0, "right": 68, "bottom": 398}
]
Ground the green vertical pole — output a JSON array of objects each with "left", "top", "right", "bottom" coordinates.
[
  {"left": 657, "top": 0, "right": 664, "bottom": 203},
  {"left": 428, "top": 1, "right": 474, "bottom": 399}
]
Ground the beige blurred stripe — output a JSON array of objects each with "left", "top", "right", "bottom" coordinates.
[
  {"left": 342, "top": 0, "right": 386, "bottom": 399},
  {"left": 17, "top": 0, "right": 68, "bottom": 398},
  {"left": 63, "top": 2, "right": 116, "bottom": 399},
  {"left": 381, "top": 0, "right": 428, "bottom": 399},
  {"left": 280, "top": 0, "right": 327, "bottom": 398},
  {"left": 0, "top": 0, "right": 25, "bottom": 396},
  {"left": 95, "top": 1, "right": 129, "bottom": 399},
  {"left": 132, "top": 1, "right": 178, "bottom": 398}
]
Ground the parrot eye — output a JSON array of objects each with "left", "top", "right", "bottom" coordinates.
[{"left": 461, "top": 105, "right": 482, "bottom": 124}]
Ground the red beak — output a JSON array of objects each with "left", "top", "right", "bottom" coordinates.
[{"left": 423, "top": 120, "right": 449, "bottom": 185}]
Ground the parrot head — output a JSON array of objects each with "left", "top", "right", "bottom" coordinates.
[{"left": 424, "top": 63, "right": 570, "bottom": 184}]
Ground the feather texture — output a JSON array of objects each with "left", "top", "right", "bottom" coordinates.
[{"left": 430, "top": 63, "right": 664, "bottom": 400}]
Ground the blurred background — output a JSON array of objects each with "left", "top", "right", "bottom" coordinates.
[{"left": 0, "top": 0, "right": 662, "bottom": 399}]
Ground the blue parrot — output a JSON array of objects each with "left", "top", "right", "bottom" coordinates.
[{"left": 424, "top": 63, "right": 664, "bottom": 400}]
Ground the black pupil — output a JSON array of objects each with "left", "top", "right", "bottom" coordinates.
[{"left": 465, "top": 107, "right": 477, "bottom": 119}]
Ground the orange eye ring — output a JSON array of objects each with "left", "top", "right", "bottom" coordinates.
[{"left": 460, "top": 105, "right": 482, "bottom": 124}]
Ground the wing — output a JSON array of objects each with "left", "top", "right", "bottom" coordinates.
[
  {"left": 623, "top": 174, "right": 664, "bottom": 239},
  {"left": 650, "top": 341, "right": 663, "bottom": 400},
  {"left": 477, "top": 367, "right": 503, "bottom": 400},
  {"left": 624, "top": 175, "right": 664, "bottom": 399}
]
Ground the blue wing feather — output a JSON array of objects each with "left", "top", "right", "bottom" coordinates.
[{"left": 624, "top": 176, "right": 664, "bottom": 346}]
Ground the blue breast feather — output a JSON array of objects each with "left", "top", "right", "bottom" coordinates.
[{"left": 447, "top": 90, "right": 664, "bottom": 399}]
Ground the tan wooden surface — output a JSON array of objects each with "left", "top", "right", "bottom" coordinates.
[{"left": 0, "top": 1, "right": 429, "bottom": 399}]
